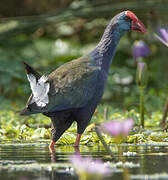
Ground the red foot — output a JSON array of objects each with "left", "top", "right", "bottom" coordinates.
[{"left": 49, "top": 140, "right": 55, "bottom": 153}]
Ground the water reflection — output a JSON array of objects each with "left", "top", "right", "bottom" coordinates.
[{"left": 0, "top": 144, "right": 168, "bottom": 180}]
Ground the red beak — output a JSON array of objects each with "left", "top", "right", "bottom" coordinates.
[{"left": 131, "top": 19, "right": 147, "bottom": 33}]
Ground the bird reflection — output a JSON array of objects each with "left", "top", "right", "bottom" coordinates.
[
  {"left": 50, "top": 145, "right": 81, "bottom": 162},
  {"left": 74, "top": 146, "right": 80, "bottom": 155},
  {"left": 49, "top": 146, "right": 80, "bottom": 180}
]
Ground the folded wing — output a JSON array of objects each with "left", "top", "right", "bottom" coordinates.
[{"left": 21, "top": 56, "right": 100, "bottom": 115}]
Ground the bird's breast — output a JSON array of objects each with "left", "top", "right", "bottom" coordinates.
[{"left": 93, "top": 70, "right": 108, "bottom": 98}]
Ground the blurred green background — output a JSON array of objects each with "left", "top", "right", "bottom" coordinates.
[{"left": 0, "top": 0, "right": 168, "bottom": 113}]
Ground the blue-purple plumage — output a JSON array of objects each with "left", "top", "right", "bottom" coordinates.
[{"left": 20, "top": 11, "right": 146, "bottom": 145}]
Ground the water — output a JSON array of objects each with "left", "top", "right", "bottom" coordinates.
[{"left": 0, "top": 143, "right": 168, "bottom": 180}]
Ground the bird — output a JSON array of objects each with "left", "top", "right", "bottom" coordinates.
[{"left": 20, "top": 10, "right": 146, "bottom": 152}]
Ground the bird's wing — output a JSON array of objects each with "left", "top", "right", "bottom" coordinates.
[
  {"left": 46, "top": 56, "right": 100, "bottom": 112},
  {"left": 27, "top": 56, "right": 100, "bottom": 113}
]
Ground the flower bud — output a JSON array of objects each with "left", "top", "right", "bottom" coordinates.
[{"left": 132, "top": 41, "right": 150, "bottom": 60}]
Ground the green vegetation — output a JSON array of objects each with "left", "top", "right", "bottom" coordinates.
[{"left": 0, "top": 106, "right": 167, "bottom": 145}]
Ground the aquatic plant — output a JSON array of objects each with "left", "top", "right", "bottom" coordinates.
[
  {"left": 155, "top": 27, "right": 168, "bottom": 128},
  {"left": 132, "top": 41, "right": 150, "bottom": 60},
  {"left": 132, "top": 40, "right": 150, "bottom": 128},
  {"left": 70, "top": 155, "right": 110, "bottom": 180},
  {"left": 155, "top": 28, "right": 168, "bottom": 47},
  {"left": 136, "top": 61, "right": 148, "bottom": 128},
  {"left": 95, "top": 118, "right": 134, "bottom": 180},
  {"left": 101, "top": 118, "right": 134, "bottom": 136}
]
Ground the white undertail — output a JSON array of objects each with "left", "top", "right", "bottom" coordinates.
[{"left": 27, "top": 74, "right": 50, "bottom": 107}]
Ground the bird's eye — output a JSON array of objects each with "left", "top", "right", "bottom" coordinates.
[{"left": 124, "top": 16, "right": 130, "bottom": 21}]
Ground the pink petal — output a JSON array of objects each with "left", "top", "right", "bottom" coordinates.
[
  {"left": 122, "top": 118, "right": 134, "bottom": 135},
  {"left": 155, "top": 33, "right": 168, "bottom": 47},
  {"left": 102, "top": 121, "right": 122, "bottom": 136},
  {"left": 70, "top": 155, "right": 110, "bottom": 175},
  {"left": 160, "top": 28, "right": 168, "bottom": 42}
]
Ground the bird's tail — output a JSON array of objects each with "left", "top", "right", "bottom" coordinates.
[
  {"left": 20, "top": 62, "right": 49, "bottom": 116},
  {"left": 21, "top": 61, "right": 50, "bottom": 114},
  {"left": 20, "top": 106, "right": 32, "bottom": 116},
  {"left": 20, "top": 103, "right": 40, "bottom": 116},
  {"left": 23, "top": 62, "right": 41, "bottom": 79}
]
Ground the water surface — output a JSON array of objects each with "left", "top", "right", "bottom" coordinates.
[{"left": 0, "top": 143, "right": 168, "bottom": 180}]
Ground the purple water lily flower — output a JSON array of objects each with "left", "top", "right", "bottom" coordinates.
[
  {"left": 70, "top": 155, "right": 110, "bottom": 176},
  {"left": 132, "top": 41, "right": 151, "bottom": 60},
  {"left": 101, "top": 118, "right": 134, "bottom": 136},
  {"left": 155, "top": 28, "right": 168, "bottom": 47}
]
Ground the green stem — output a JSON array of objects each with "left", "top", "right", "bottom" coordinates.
[
  {"left": 140, "top": 87, "right": 145, "bottom": 128},
  {"left": 160, "top": 96, "right": 168, "bottom": 128},
  {"left": 117, "top": 145, "right": 130, "bottom": 180},
  {"left": 95, "top": 126, "right": 113, "bottom": 157}
]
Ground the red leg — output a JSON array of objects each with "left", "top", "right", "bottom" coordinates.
[
  {"left": 49, "top": 140, "right": 55, "bottom": 153},
  {"left": 74, "top": 133, "right": 82, "bottom": 147}
]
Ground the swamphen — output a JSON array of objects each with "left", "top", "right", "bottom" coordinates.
[{"left": 20, "top": 11, "right": 146, "bottom": 151}]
